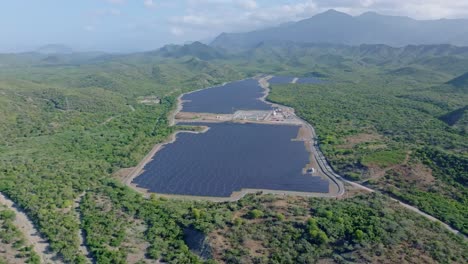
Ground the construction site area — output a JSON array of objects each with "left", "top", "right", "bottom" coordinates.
[{"left": 175, "top": 107, "right": 302, "bottom": 125}]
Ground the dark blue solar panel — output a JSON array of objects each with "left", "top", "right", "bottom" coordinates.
[{"left": 133, "top": 122, "right": 329, "bottom": 197}]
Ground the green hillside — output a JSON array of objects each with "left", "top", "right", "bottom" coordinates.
[{"left": 0, "top": 43, "right": 467, "bottom": 263}]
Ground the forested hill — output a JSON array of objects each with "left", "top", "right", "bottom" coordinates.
[{"left": 211, "top": 9, "right": 468, "bottom": 50}]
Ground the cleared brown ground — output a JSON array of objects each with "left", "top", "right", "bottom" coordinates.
[
  {"left": 338, "top": 132, "right": 384, "bottom": 149},
  {"left": 379, "top": 162, "right": 436, "bottom": 191},
  {"left": 0, "top": 193, "right": 61, "bottom": 263},
  {"left": 0, "top": 242, "right": 27, "bottom": 264},
  {"left": 209, "top": 228, "right": 230, "bottom": 263},
  {"left": 363, "top": 151, "right": 412, "bottom": 181}
]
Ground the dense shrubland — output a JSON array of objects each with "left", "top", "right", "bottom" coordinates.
[{"left": 268, "top": 71, "right": 467, "bottom": 234}]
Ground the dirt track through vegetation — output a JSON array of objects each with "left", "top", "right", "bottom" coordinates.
[{"left": 0, "top": 192, "right": 62, "bottom": 263}]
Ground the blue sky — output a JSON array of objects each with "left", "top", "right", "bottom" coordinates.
[{"left": 2, "top": 0, "right": 468, "bottom": 52}]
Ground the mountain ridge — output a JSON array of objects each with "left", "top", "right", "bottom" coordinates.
[{"left": 211, "top": 10, "right": 468, "bottom": 50}]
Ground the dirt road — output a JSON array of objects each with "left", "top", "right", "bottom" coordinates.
[
  {"left": 74, "top": 192, "right": 93, "bottom": 262},
  {"left": 0, "top": 192, "right": 62, "bottom": 263}
]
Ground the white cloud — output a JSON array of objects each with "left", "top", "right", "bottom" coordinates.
[
  {"left": 170, "top": 27, "right": 184, "bottom": 36},
  {"left": 236, "top": 0, "right": 257, "bottom": 10},
  {"left": 172, "top": 15, "right": 223, "bottom": 27},
  {"left": 187, "top": 0, "right": 257, "bottom": 10},
  {"left": 312, "top": 0, "right": 468, "bottom": 19},
  {"left": 172, "top": 0, "right": 319, "bottom": 34},
  {"left": 248, "top": 1, "right": 317, "bottom": 23},
  {"left": 144, "top": 0, "right": 155, "bottom": 8},
  {"left": 169, "top": 0, "right": 468, "bottom": 43}
]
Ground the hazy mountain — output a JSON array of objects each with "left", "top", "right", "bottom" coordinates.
[
  {"left": 35, "top": 44, "right": 74, "bottom": 54},
  {"left": 211, "top": 10, "right": 468, "bottom": 50},
  {"left": 154, "top": 41, "right": 225, "bottom": 60}
]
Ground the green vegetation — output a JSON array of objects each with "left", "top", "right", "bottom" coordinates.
[
  {"left": 207, "top": 193, "right": 467, "bottom": 263},
  {"left": 0, "top": 205, "right": 40, "bottom": 263},
  {"left": 0, "top": 51, "right": 243, "bottom": 262},
  {"left": 361, "top": 150, "right": 406, "bottom": 168},
  {"left": 267, "top": 53, "right": 468, "bottom": 234},
  {"left": 0, "top": 42, "right": 467, "bottom": 263}
]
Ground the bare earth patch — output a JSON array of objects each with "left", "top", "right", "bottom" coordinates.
[
  {"left": 363, "top": 151, "right": 412, "bottom": 182},
  {"left": 208, "top": 229, "right": 231, "bottom": 264},
  {"left": 339, "top": 132, "right": 384, "bottom": 149},
  {"left": 384, "top": 162, "right": 435, "bottom": 190},
  {"left": 243, "top": 239, "right": 266, "bottom": 257},
  {"left": 92, "top": 193, "right": 157, "bottom": 264},
  {"left": 0, "top": 229, "right": 30, "bottom": 264}
]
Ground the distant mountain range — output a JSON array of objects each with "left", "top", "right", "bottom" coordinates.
[
  {"left": 154, "top": 42, "right": 225, "bottom": 60},
  {"left": 211, "top": 10, "right": 468, "bottom": 50},
  {"left": 35, "top": 44, "right": 74, "bottom": 54}
]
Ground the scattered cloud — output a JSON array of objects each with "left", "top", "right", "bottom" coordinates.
[
  {"left": 236, "top": 0, "right": 257, "bottom": 10},
  {"left": 168, "top": 0, "right": 468, "bottom": 42},
  {"left": 312, "top": 0, "right": 468, "bottom": 19},
  {"left": 170, "top": 27, "right": 184, "bottom": 36},
  {"left": 171, "top": 0, "right": 318, "bottom": 35},
  {"left": 144, "top": 0, "right": 155, "bottom": 8}
]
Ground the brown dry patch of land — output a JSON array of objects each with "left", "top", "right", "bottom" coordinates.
[
  {"left": 361, "top": 242, "right": 438, "bottom": 264},
  {"left": 176, "top": 112, "right": 232, "bottom": 122},
  {"left": 243, "top": 239, "right": 266, "bottom": 257},
  {"left": 263, "top": 196, "right": 312, "bottom": 221},
  {"left": 0, "top": 193, "right": 62, "bottom": 264},
  {"left": 92, "top": 193, "right": 157, "bottom": 264},
  {"left": 0, "top": 242, "right": 28, "bottom": 264},
  {"left": 208, "top": 228, "right": 230, "bottom": 264},
  {"left": 113, "top": 167, "right": 135, "bottom": 181},
  {"left": 381, "top": 162, "right": 435, "bottom": 191},
  {"left": 363, "top": 151, "right": 412, "bottom": 183},
  {"left": 271, "top": 198, "right": 289, "bottom": 208},
  {"left": 296, "top": 125, "right": 310, "bottom": 141},
  {"left": 0, "top": 204, "right": 35, "bottom": 264},
  {"left": 338, "top": 132, "right": 384, "bottom": 149},
  {"left": 124, "top": 219, "right": 157, "bottom": 264},
  {"left": 339, "top": 183, "right": 372, "bottom": 199}
]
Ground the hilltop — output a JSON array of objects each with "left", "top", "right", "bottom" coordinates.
[
  {"left": 211, "top": 10, "right": 468, "bottom": 50},
  {"left": 35, "top": 44, "right": 74, "bottom": 54}
]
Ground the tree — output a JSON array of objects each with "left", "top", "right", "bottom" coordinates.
[{"left": 248, "top": 209, "right": 264, "bottom": 219}]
